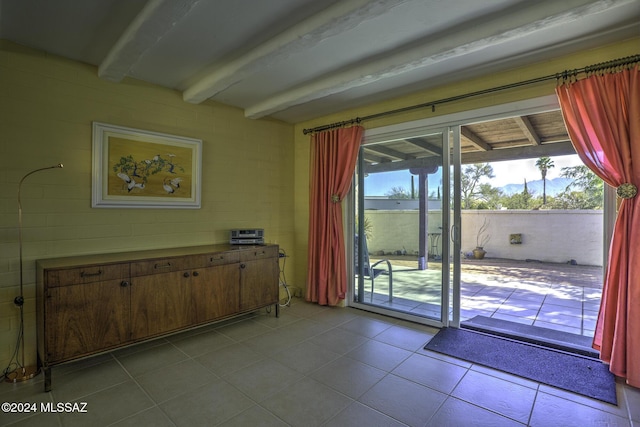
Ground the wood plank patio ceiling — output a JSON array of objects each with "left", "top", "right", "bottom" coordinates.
[{"left": 363, "top": 110, "right": 575, "bottom": 173}]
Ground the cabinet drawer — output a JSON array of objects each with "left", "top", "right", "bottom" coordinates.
[
  {"left": 45, "top": 264, "right": 129, "bottom": 287},
  {"left": 239, "top": 245, "right": 279, "bottom": 261},
  {"left": 204, "top": 251, "right": 240, "bottom": 266},
  {"left": 130, "top": 257, "right": 190, "bottom": 277}
]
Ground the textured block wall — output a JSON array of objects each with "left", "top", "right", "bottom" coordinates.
[{"left": 0, "top": 41, "right": 295, "bottom": 369}]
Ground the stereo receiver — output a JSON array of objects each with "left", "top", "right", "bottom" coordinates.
[{"left": 230, "top": 228, "right": 264, "bottom": 245}]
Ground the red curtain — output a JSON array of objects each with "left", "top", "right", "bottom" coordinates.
[
  {"left": 556, "top": 65, "right": 639, "bottom": 387},
  {"left": 306, "top": 126, "right": 363, "bottom": 306}
]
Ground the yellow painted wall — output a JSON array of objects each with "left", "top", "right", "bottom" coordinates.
[
  {"left": 0, "top": 41, "right": 295, "bottom": 370},
  {"left": 293, "top": 38, "right": 640, "bottom": 291}
]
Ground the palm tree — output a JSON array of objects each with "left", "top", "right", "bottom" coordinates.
[{"left": 535, "top": 156, "right": 555, "bottom": 205}]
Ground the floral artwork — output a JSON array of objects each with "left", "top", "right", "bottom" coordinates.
[
  {"left": 107, "top": 137, "right": 192, "bottom": 198},
  {"left": 92, "top": 122, "right": 202, "bottom": 208}
]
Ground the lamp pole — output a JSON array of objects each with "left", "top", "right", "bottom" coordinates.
[{"left": 4, "top": 163, "right": 63, "bottom": 383}]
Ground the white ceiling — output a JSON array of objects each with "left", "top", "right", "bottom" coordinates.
[{"left": 1, "top": 0, "right": 638, "bottom": 123}]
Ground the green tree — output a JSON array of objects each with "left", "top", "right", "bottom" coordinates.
[
  {"left": 461, "top": 163, "right": 495, "bottom": 209},
  {"left": 550, "top": 165, "right": 603, "bottom": 209},
  {"left": 502, "top": 179, "right": 535, "bottom": 209},
  {"left": 385, "top": 186, "right": 411, "bottom": 199},
  {"left": 535, "top": 156, "right": 555, "bottom": 205},
  {"left": 472, "top": 183, "right": 503, "bottom": 209}
]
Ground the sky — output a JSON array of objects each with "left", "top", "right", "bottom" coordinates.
[
  {"left": 364, "top": 154, "right": 583, "bottom": 196},
  {"left": 488, "top": 154, "right": 583, "bottom": 187}
]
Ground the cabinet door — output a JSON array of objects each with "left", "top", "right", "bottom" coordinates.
[
  {"left": 239, "top": 257, "right": 279, "bottom": 312},
  {"left": 130, "top": 271, "right": 192, "bottom": 340},
  {"left": 45, "top": 279, "right": 130, "bottom": 362},
  {"left": 192, "top": 264, "right": 240, "bottom": 324}
]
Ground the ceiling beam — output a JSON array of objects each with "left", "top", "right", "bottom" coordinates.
[
  {"left": 183, "top": 0, "right": 406, "bottom": 104},
  {"left": 405, "top": 138, "right": 442, "bottom": 156},
  {"left": 98, "top": 0, "right": 200, "bottom": 82},
  {"left": 365, "top": 145, "right": 414, "bottom": 161},
  {"left": 364, "top": 141, "right": 575, "bottom": 173},
  {"left": 244, "top": 1, "right": 621, "bottom": 118},
  {"left": 461, "top": 127, "right": 492, "bottom": 151},
  {"left": 513, "top": 116, "right": 541, "bottom": 145},
  {"left": 362, "top": 152, "right": 388, "bottom": 164}
]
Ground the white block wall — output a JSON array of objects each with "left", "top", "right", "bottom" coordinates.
[{"left": 365, "top": 209, "right": 604, "bottom": 266}]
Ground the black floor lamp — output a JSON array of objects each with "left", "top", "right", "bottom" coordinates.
[{"left": 3, "top": 163, "right": 63, "bottom": 383}]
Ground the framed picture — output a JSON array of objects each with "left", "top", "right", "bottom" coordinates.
[{"left": 92, "top": 122, "right": 202, "bottom": 208}]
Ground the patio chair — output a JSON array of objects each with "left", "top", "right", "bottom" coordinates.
[{"left": 355, "top": 234, "right": 393, "bottom": 302}]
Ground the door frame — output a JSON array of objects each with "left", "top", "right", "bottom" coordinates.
[
  {"left": 349, "top": 127, "right": 452, "bottom": 328},
  {"left": 346, "top": 94, "right": 593, "bottom": 325}
]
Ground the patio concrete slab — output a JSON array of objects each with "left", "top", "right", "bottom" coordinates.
[{"left": 360, "top": 256, "right": 602, "bottom": 339}]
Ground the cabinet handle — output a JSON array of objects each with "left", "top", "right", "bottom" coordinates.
[
  {"left": 240, "top": 263, "right": 246, "bottom": 269},
  {"left": 154, "top": 262, "right": 172, "bottom": 269},
  {"left": 210, "top": 256, "right": 224, "bottom": 261},
  {"left": 183, "top": 272, "right": 190, "bottom": 278},
  {"left": 192, "top": 271, "right": 199, "bottom": 277},
  {"left": 81, "top": 270, "right": 102, "bottom": 278},
  {"left": 120, "top": 281, "right": 129, "bottom": 287}
]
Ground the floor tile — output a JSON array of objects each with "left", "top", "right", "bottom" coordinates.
[
  {"left": 217, "top": 405, "right": 289, "bottom": 427},
  {"left": 373, "top": 325, "right": 434, "bottom": 351},
  {"left": 338, "top": 316, "right": 394, "bottom": 338},
  {"left": 195, "top": 342, "right": 264, "bottom": 377},
  {"left": 168, "top": 329, "right": 235, "bottom": 357},
  {"left": 309, "top": 327, "right": 369, "bottom": 355},
  {"left": 325, "top": 401, "right": 407, "bottom": 427},
  {"left": 359, "top": 374, "right": 447, "bottom": 427},
  {"left": 215, "top": 319, "right": 274, "bottom": 341},
  {"left": 160, "top": 380, "right": 254, "bottom": 427},
  {"left": 271, "top": 340, "right": 340, "bottom": 374},
  {"left": 116, "top": 342, "right": 189, "bottom": 377},
  {"left": 135, "top": 358, "right": 217, "bottom": 403},
  {"left": 428, "top": 396, "right": 526, "bottom": 427},
  {"left": 417, "top": 348, "right": 473, "bottom": 369},
  {"left": 0, "top": 411, "right": 63, "bottom": 427},
  {"left": 452, "top": 370, "right": 537, "bottom": 424},
  {"left": 242, "top": 320, "right": 325, "bottom": 356},
  {"left": 110, "top": 407, "right": 176, "bottom": 427},
  {"left": 529, "top": 391, "right": 631, "bottom": 427},
  {"left": 310, "top": 356, "right": 386, "bottom": 398},
  {"left": 2, "top": 298, "right": 635, "bottom": 427},
  {"left": 624, "top": 384, "right": 640, "bottom": 422},
  {"left": 58, "top": 380, "right": 154, "bottom": 427},
  {"left": 470, "top": 365, "right": 539, "bottom": 390},
  {"left": 346, "top": 339, "right": 412, "bottom": 371},
  {"left": 392, "top": 353, "right": 467, "bottom": 394},
  {"left": 537, "top": 381, "right": 628, "bottom": 419},
  {"left": 51, "top": 359, "right": 131, "bottom": 402},
  {"left": 261, "top": 377, "right": 352, "bottom": 427},
  {"left": 309, "top": 306, "right": 360, "bottom": 326},
  {"left": 0, "top": 382, "right": 54, "bottom": 426},
  {"left": 252, "top": 309, "right": 303, "bottom": 329},
  {"left": 224, "top": 358, "right": 303, "bottom": 402}
]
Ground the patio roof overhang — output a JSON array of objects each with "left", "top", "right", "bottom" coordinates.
[{"left": 363, "top": 110, "right": 576, "bottom": 174}]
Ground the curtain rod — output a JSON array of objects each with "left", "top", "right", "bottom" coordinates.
[{"left": 302, "top": 54, "right": 640, "bottom": 135}]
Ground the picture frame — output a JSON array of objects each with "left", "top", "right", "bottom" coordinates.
[{"left": 92, "top": 122, "right": 202, "bottom": 209}]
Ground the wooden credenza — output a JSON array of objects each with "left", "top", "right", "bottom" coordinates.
[{"left": 36, "top": 244, "right": 279, "bottom": 391}]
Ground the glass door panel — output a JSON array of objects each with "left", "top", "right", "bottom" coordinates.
[{"left": 353, "top": 128, "right": 454, "bottom": 326}]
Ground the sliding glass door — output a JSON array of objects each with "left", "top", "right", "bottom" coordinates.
[{"left": 352, "top": 127, "right": 459, "bottom": 327}]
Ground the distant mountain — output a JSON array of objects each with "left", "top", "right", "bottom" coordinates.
[{"left": 499, "top": 177, "right": 574, "bottom": 196}]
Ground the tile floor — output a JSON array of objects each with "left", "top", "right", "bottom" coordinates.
[{"left": 1, "top": 300, "right": 638, "bottom": 427}]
